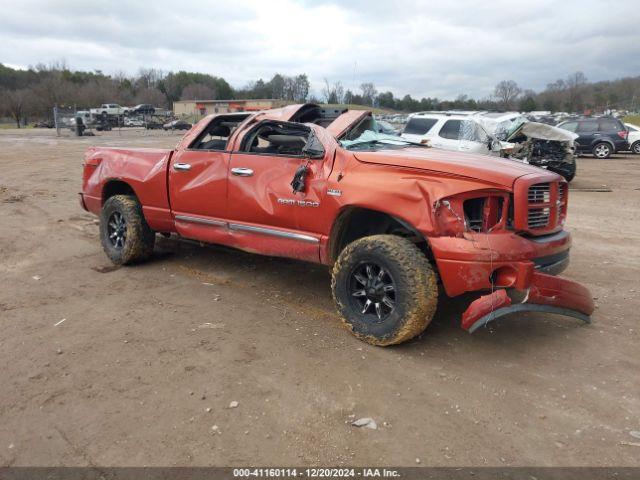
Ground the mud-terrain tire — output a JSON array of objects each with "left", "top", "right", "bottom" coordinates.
[
  {"left": 631, "top": 141, "right": 640, "bottom": 155},
  {"left": 331, "top": 234, "right": 438, "bottom": 346},
  {"left": 592, "top": 142, "right": 612, "bottom": 159},
  {"left": 100, "top": 194, "right": 155, "bottom": 265}
]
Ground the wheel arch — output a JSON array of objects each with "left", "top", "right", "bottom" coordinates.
[
  {"left": 327, "top": 206, "right": 431, "bottom": 263},
  {"left": 102, "top": 179, "right": 139, "bottom": 205},
  {"left": 591, "top": 138, "right": 615, "bottom": 149}
]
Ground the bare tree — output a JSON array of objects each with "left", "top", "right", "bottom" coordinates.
[
  {"left": 360, "top": 82, "right": 377, "bottom": 106},
  {"left": 493, "top": 80, "right": 522, "bottom": 110},
  {"left": 135, "top": 87, "right": 166, "bottom": 107},
  {"left": 180, "top": 83, "right": 216, "bottom": 100},
  {"left": 322, "top": 79, "right": 344, "bottom": 104},
  {"left": 136, "top": 68, "right": 164, "bottom": 90},
  {"left": 0, "top": 88, "right": 31, "bottom": 127},
  {"left": 565, "top": 71, "right": 587, "bottom": 112}
]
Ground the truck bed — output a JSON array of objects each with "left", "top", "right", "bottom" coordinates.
[{"left": 81, "top": 147, "right": 175, "bottom": 232}]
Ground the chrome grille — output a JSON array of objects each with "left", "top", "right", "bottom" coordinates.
[
  {"left": 528, "top": 183, "right": 550, "bottom": 203},
  {"left": 556, "top": 183, "right": 567, "bottom": 224},
  {"left": 528, "top": 208, "right": 551, "bottom": 228}
]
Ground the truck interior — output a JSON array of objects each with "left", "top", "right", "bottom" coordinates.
[
  {"left": 240, "top": 121, "right": 311, "bottom": 156},
  {"left": 190, "top": 113, "right": 251, "bottom": 151}
]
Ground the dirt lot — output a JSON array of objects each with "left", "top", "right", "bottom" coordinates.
[{"left": 0, "top": 128, "right": 639, "bottom": 467}]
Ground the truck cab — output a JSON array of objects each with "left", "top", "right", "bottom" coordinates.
[{"left": 80, "top": 104, "right": 594, "bottom": 346}]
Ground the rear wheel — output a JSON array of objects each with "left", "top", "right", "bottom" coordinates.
[
  {"left": 100, "top": 195, "right": 155, "bottom": 265},
  {"left": 592, "top": 142, "right": 612, "bottom": 159},
  {"left": 631, "top": 141, "right": 640, "bottom": 154},
  {"left": 331, "top": 235, "right": 438, "bottom": 346}
]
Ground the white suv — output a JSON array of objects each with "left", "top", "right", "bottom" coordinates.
[
  {"left": 625, "top": 123, "right": 640, "bottom": 154},
  {"left": 401, "top": 111, "right": 519, "bottom": 154}
]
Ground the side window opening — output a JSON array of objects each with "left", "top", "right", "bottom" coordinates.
[
  {"left": 240, "top": 121, "right": 311, "bottom": 157},
  {"left": 559, "top": 122, "right": 578, "bottom": 132},
  {"left": 577, "top": 121, "right": 597, "bottom": 132},
  {"left": 191, "top": 114, "right": 250, "bottom": 150},
  {"left": 599, "top": 118, "right": 621, "bottom": 131},
  {"left": 403, "top": 117, "right": 437, "bottom": 135},
  {"left": 438, "top": 119, "right": 463, "bottom": 140}
]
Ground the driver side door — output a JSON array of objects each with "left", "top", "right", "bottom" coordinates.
[{"left": 225, "top": 121, "right": 333, "bottom": 262}]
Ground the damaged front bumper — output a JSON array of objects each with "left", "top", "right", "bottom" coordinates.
[{"left": 461, "top": 271, "right": 594, "bottom": 333}]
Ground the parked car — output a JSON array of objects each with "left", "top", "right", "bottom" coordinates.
[
  {"left": 401, "top": 112, "right": 578, "bottom": 181},
  {"left": 130, "top": 104, "right": 155, "bottom": 115},
  {"left": 624, "top": 123, "right": 640, "bottom": 154},
  {"left": 401, "top": 112, "right": 518, "bottom": 153},
  {"left": 163, "top": 119, "right": 192, "bottom": 131},
  {"left": 145, "top": 121, "right": 163, "bottom": 130},
  {"left": 124, "top": 117, "right": 144, "bottom": 127},
  {"left": 80, "top": 104, "right": 593, "bottom": 346},
  {"left": 556, "top": 117, "right": 629, "bottom": 158},
  {"left": 33, "top": 120, "right": 54, "bottom": 128},
  {"left": 90, "top": 104, "right": 131, "bottom": 117}
]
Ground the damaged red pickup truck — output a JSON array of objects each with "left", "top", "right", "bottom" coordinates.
[{"left": 80, "top": 104, "right": 594, "bottom": 345}]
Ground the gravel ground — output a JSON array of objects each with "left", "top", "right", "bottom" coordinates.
[{"left": 0, "top": 128, "right": 639, "bottom": 466}]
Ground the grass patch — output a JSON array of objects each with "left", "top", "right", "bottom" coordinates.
[{"left": 623, "top": 115, "right": 640, "bottom": 126}]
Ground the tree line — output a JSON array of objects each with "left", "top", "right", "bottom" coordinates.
[{"left": 1, "top": 61, "right": 639, "bottom": 127}]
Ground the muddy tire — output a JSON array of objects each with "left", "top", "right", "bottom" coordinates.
[
  {"left": 592, "top": 142, "right": 612, "bottom": 159},
  {"left": 331, "top": 235, "right": 438, "bottom": 346},
  {"left": 100, "top": 195, "right": 155, "bottom": 265}
]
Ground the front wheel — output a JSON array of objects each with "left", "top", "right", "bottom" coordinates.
[
  {"left": 331, "top": 235, "right": 438, "bottom": 346},
  {"left": 100, "top": 195, "right": 155, "bottom": 265},
  {"left": 592, "top": 142, "right": 612, "bottom": 159},
  {"left": 631, "top": 141, "right": 640, "bottom": 154}
]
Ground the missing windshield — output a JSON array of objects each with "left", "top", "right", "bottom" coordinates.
[{"left": 340, "top": 129, "right": 429, "bottom": 151}]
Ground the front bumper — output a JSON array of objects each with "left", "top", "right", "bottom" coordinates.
[
  {"left": 461, "top": 272, "right": 594, "bottom": 333},
  {"left": 430, "top": 230, "right": 572, "bottom": 297},
  {"left": 429, "top": 230, "right": 593, "bottom": 332}
]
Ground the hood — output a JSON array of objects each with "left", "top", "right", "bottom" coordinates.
[
  {"left": 352, "top": 147, "right": 549, "bottom": 188},
  {"left": 521, "top": 122, "right": 578, "bottom": 142}
]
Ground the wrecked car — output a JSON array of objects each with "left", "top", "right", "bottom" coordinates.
[
  {"left": 402, "top": 112, "right": 578, "bottom": 181},
  {"left": 80, "top": 104, "right": 594, "bottom": 346},
  {"left": 498, "top": 118, "right": 578, "bottom": 181}
]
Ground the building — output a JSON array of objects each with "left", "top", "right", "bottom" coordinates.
[{"left": 173, "top": 99, "right": 288, "bottom": 118}]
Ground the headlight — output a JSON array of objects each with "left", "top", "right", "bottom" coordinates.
[{"left": 434, "top": 192, "right": 509, "bottom": 236}]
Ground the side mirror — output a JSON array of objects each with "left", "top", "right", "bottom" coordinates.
[{"left": 302, "top": 131, "right": 325, "bottom": 159}]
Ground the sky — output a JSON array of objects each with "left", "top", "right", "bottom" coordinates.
[{"left": 2, "top": 0, "right": 639, "bottom": 100}]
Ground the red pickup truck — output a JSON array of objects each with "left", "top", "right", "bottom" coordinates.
[{"left": 80, "top": 104, "right": 594, "bottom": 345}]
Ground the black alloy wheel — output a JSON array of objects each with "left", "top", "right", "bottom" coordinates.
[
  {"left": 107, "top": 211, "right": 127, "bottom": 249},
  {"left": 348, "top": 262, "right": 397, "bottom": 321}
]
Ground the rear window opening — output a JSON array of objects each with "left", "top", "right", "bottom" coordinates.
[
  {"left": 403, "top": 118, "right": 437, "bottom": 135},
  {"left": 190, "top": 114, "right": 250, "bottom": 150}
]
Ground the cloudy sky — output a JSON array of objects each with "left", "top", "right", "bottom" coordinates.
[{"left": 2, "top": 0, "right": 639, "bottom": 99}]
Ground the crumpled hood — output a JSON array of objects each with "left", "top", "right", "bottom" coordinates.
[{"left": 353, "top": 147, "right": 551, "bottom": 188}]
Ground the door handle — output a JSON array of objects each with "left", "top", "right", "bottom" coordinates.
[
  {"left": 231, "top": 167, "right": 254, "bottom": 177},
  {"left": 173, "top": 163, "right": 192, "bottom": 171}
]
